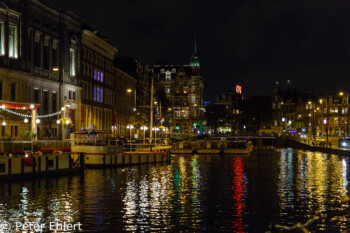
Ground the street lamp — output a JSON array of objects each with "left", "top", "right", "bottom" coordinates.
[
  {"left": 126, "top": 88, "right": 137, "bottom": 112},
  {"left": 140, "top": 126, "right": 148, "bottom": 145},
  {"left": 152, "top": 127, "right": 159, "bottom": 145},
  {"left": 126, "top": 124, "right": 134, "bottom": 140},
  {"left": 339, "top": 91, "right": 349, "bottom": 137},
  {"left": 163, "top": 127, "right": 169, "bottom": 144}
]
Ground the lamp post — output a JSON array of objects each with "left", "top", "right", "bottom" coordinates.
[
  {"left": 141, "top": 126, "right": 148, "bottom": 145},
  {"left": 339, "top": 92, "right": 349, "bottom": 137},
  {"left": 152, "top": 127, "right": 159, "bottom": 146},
  {"left": 24, "top": 111, "right": 35, "bottom": 152},
  {"left": 320, "top": 99, "right": 324, "bottom": 138},
  {"left": 163, "top": 127, "right": 168, "bottom": 144},
  {"left": 126, "top": 124, "right": 134, "bottom": 140},
  {"left": 60, "top": 101, "right": 70, "bottom": 140}
]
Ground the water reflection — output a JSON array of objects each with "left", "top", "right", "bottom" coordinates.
[
  {"left": 0, "top": 178, "right": 82, "bottom": 233},
  {"left": 0, "top": 150, "right": 349, "bottom": 232},
  {"left": 277, "top": 149, "right": 350, "bottom": 231},
  {"left": 231, "top": 156, "right": 247, "bottom": 233}
]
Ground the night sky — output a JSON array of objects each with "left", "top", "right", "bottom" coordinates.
[{"left": 51, "top": 0, "right": 350, "bottom": 102}]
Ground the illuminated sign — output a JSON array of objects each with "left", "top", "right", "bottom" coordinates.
[{"left": 235, "top": 85, "right": 242, "bottom": 94}]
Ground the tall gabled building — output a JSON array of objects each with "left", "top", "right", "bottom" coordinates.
[{"left": 151, "top": 42, "right": 204, "bottom": 136}]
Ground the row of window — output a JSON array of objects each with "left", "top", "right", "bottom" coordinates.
[
  {"left": 34, "top": 88, "right": 58, "bottom": 114},
  {"left": 82, "top": 62, "right": 113, "bottom": 85},
  {"left": 33, "top": 39, "right": 59, "bottom": 70},
  {"left": 160, "top": 68, "right": 176, "bottom": 74},
  {"left": 164, "top": 86, "right": 199, "bottom": 94},
  {"left": 82, "top": 47, "right": 113, "bottom": 72},
  {"left": 82, "top": 81, "right": 114, "bottom": 106}
]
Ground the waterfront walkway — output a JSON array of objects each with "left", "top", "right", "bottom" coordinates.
[{"left": 287, "top": 136, "right": 350, "bottom": 156}]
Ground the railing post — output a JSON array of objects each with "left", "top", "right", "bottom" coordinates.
[{"left": 80, "top": 152, "right": 85, "bottom": 171}]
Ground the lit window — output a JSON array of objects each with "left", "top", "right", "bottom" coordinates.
[
  {"left": 165, "top": 71, "right": 171, "bottom": 81},
  {"left": 160, "top": 69, "right": 165, "bottom": 74},
  {"left": 165, "top": 86, "right": 171, "bottom": 94},
  {"left": 70, "top": 48, "right": 76, "bottom": 76},
  {"left": 172, "top": 68, "right": 176, "bottom": 73},
  {"left": 9, "top": 25, "right": 17, "bottom": 58},
  {"left": 93, "top": 86, "right": 103, "bottom": 103},
  {"left": 0, "top": 22, "right": 4, "bottom": 55}
]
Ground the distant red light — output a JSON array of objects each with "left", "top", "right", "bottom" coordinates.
[{"left": 236, "top": 85, "right": 242, "bottom": 94}]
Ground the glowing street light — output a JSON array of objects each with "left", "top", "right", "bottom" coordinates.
[
  {"left": 126, "top": 124, "right": 134, "bottom": 140},
  {"left": 141, "top": 126, "right": 148, "bottom": 145}
]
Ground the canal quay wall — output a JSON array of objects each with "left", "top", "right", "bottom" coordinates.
[
  {"left": 0, "top": 152, "right": 84, "bottom": 182},
  {"left": 0, "top": 150, "right": 170, "bottom": 182},
  {"left": 283, "top": 137, "right": 350, "bottom": 156}
]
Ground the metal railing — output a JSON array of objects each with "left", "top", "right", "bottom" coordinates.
[
  {"left": 124, "top": 142, "right": 170, "bottom": 152},
  {"left": 71, "top": 139, "right": 124, "bottom": 147}
]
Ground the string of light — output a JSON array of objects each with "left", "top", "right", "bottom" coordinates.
[{"left": 1, "top": 108, "right": 62, "bottom": 118}]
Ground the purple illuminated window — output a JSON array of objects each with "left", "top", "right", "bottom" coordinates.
[{"left": 93, "top": 86, "right": 103, "bottom": 103}]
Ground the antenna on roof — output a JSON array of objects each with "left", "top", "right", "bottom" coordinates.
[{"left": 194, "top": 33, "right": 197, "bottom": 53}]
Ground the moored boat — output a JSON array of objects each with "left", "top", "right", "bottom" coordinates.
[
  {"left": 196, "top": 140, "right": 221, "bottom": 154},
  {"left": 170, "top": 141, "right": 194, "bottom": 154},
  {"left": 224, "top": 140, "right": 254, "bottom": 155},
  {"left": 70, "top": 131, "right": 169, "bottom": 167},
  {"left": 0, "top": 149, "right": 83, "bottom": 182}
]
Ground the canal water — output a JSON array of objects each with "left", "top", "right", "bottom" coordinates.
[{"left": 0, "top": 148, "right": 349, "bottom": 232}]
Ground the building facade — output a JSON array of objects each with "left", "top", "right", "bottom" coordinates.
[
  {"left": 152, "top": 62, "right": 204, "bottom": 136},
  {"left": 80, "top": 29, "right": 117, "bottom": 132},
  {"left": 113, "top": 67, "right": 137, "bottom": 138},
  {"left": 0, "top": 0, "right": 82, "bottom": 140}
]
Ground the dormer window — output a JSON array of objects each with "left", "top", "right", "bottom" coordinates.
[
  {"left": 165, "top": 71, "right": 171, "bottom": 81},
  {"left": 172, "top": 68, "right": 176, "bottom": 73},
  {"left": 160, "top": 69, "right": 165, "bottom": 74}
]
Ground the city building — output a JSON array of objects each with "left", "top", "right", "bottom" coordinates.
[
  {"left": 113, "top": 67, "right": 137, "bottom": 138},
  {"left": 0, "top": 0, "right": 82, "bottom": 139},
  {"left": 151, "top": 46, "right": 204, "bottom": 136},
  {"left": 114, "top": 57, "right": 151, "bottom": 132},
  {"left": 80, "top": 28, "right": 117, "bottom": 132}
]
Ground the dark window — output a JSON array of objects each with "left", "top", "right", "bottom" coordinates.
[
  {"left": 1, "top": 125, "right": 5, "bottom": 137},
  {"left": 43, "top": 45, "right": 49, "bottom": 69},
  {"left": 47, "top": 160, "right": 54, "bottom": 168},
  {"left": 37, "top": 127, "right": 40, "bottom": 137},
  {"left": 52, "top": 92, "right": 57, "bottom": 112},
  {"left": 10, "top": 83, "right": 15, "bottom": 101},
  {"left": 43, "top": 91, "right": 48, "bottom": 114},
  {"left": 73, "top": 91, "right": 76, "bottom": 100},
  {"left": 0, "top": 163, "right": 5, "bottom": 173},
  {"left": 34, "top": 42, "right": 41, "bottom": 67},
  {"left": 11, "top": 126, "right": 18, "bottom": 137},
  {"left": 52, "top": 48, "right": 57, "bottom": 67},
  {"left": 34, "top": 89, "right": 39, "bottom": 103},
  {"left": 0, "top": 82, "right": 2, "bottom": 100}
]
